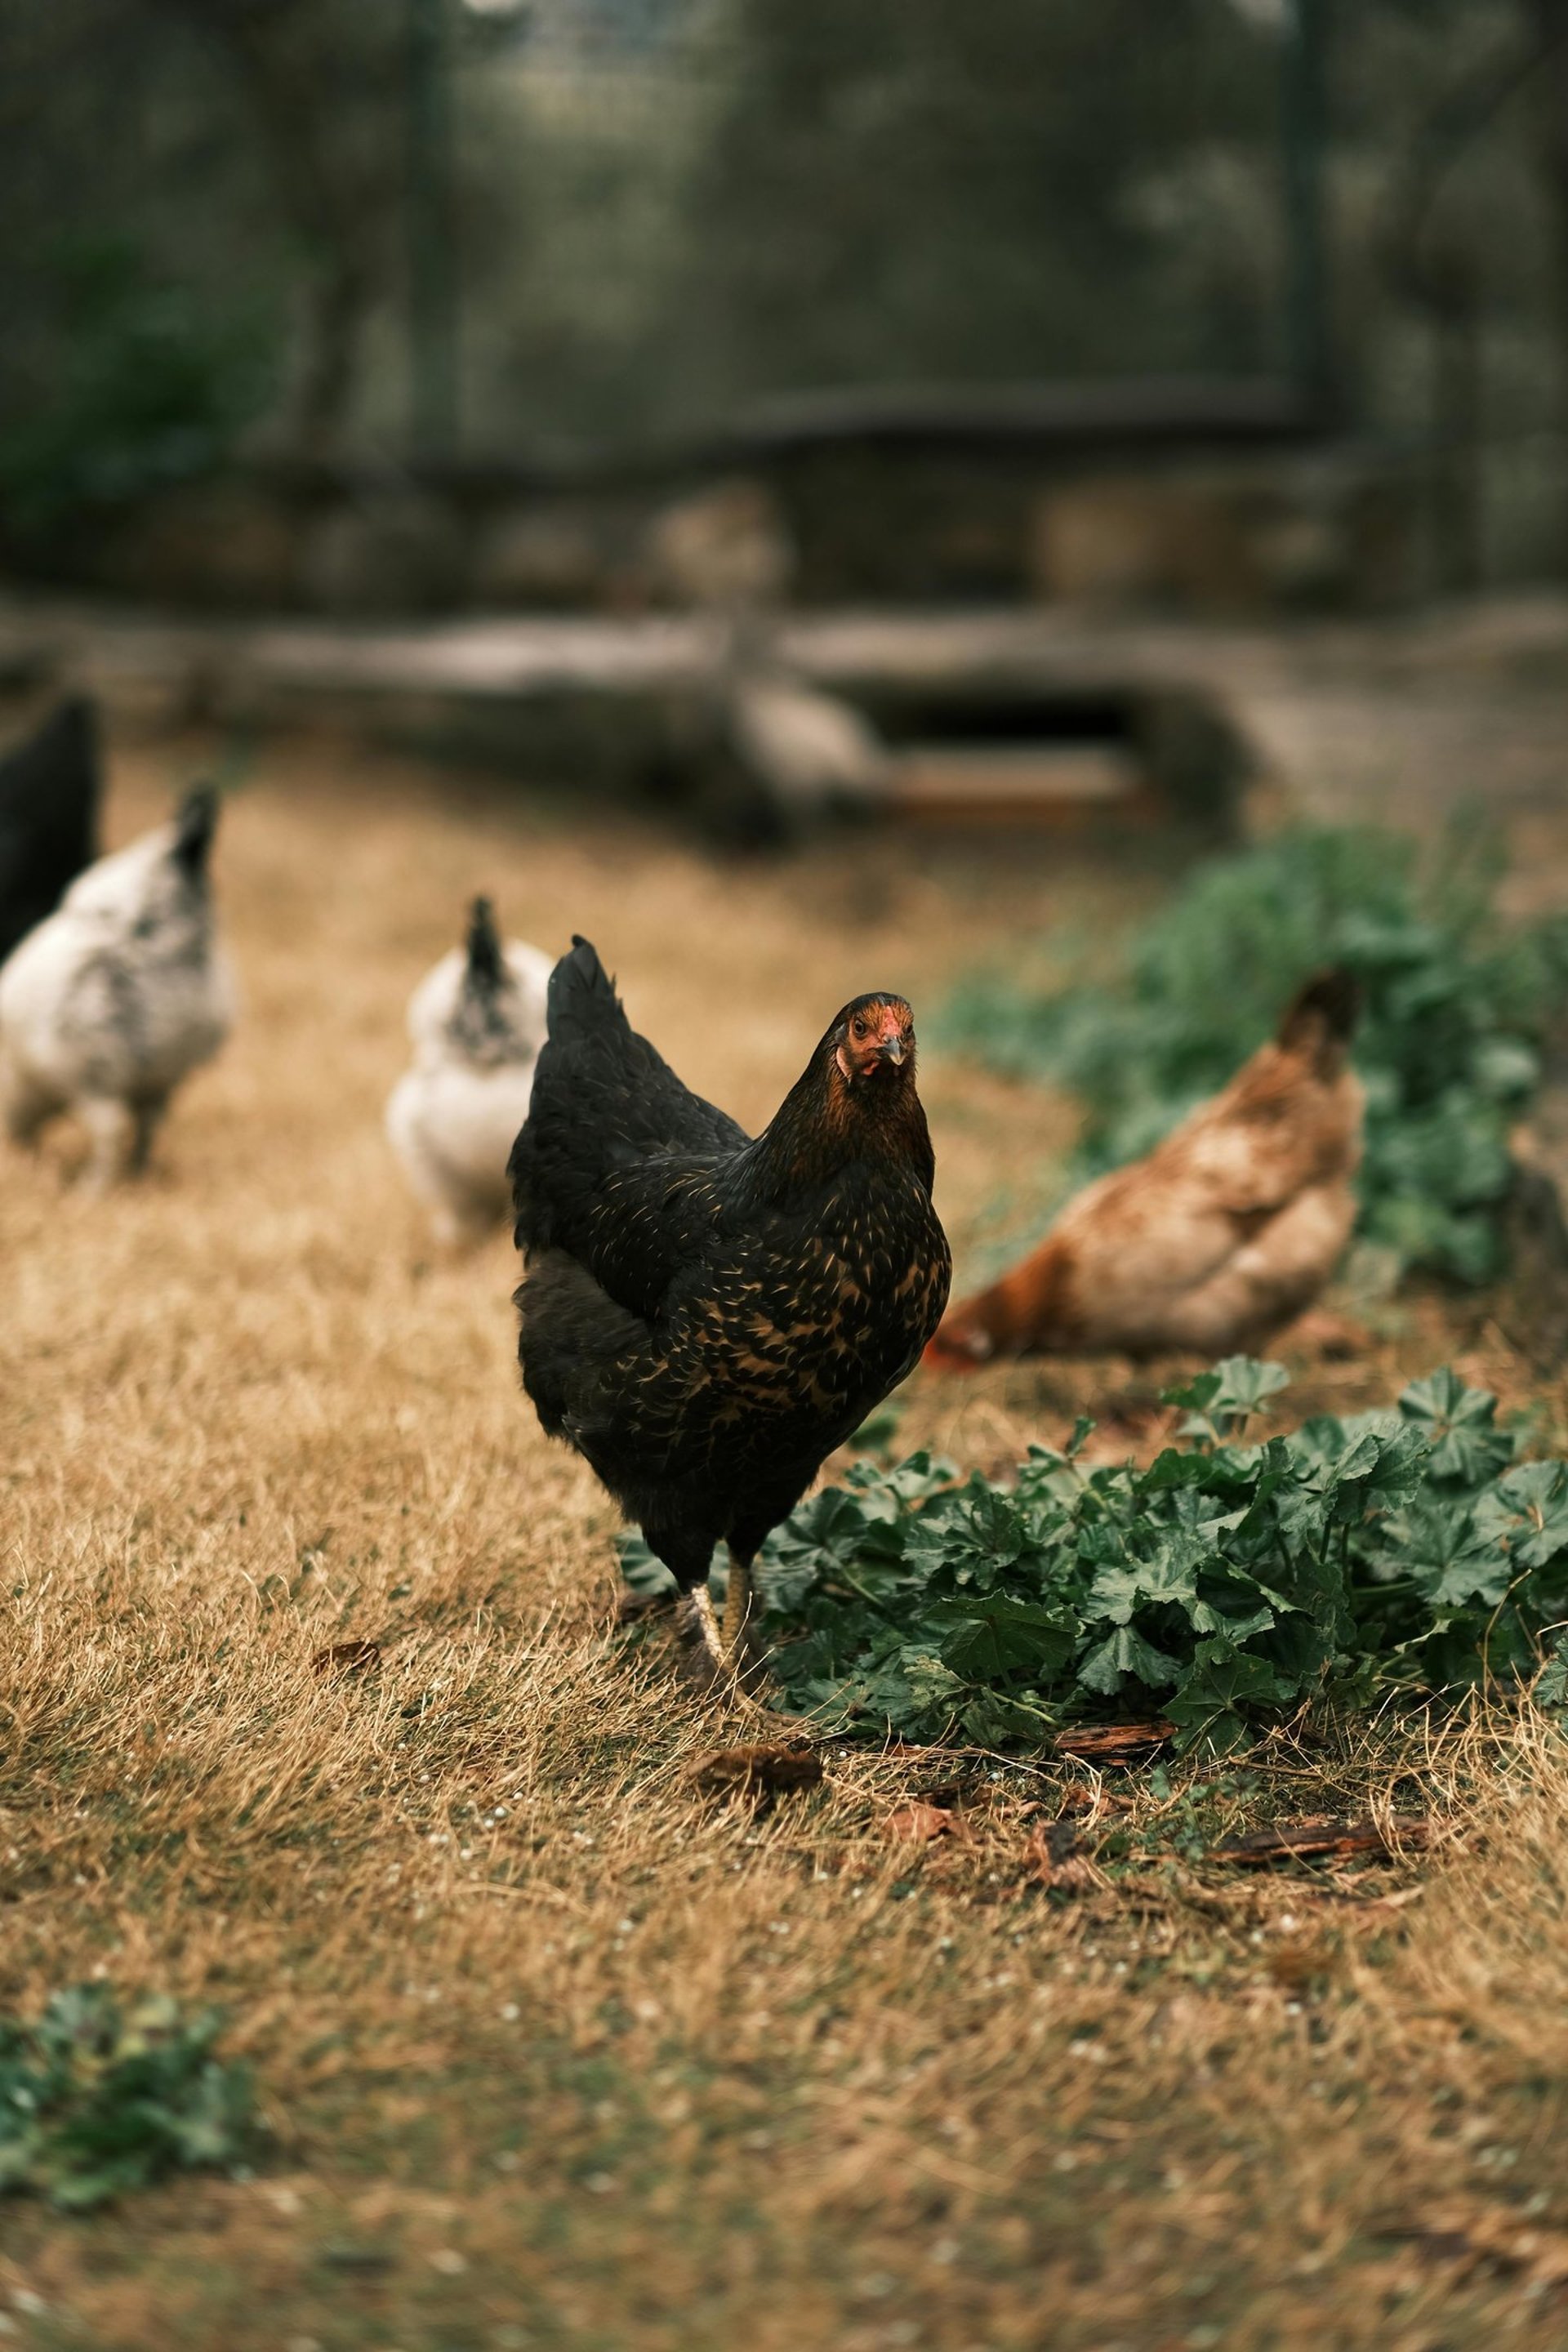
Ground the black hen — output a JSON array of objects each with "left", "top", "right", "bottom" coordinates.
[
  {"left": 510, "top": 938, "right": 951, "bottom": 1680},
  {"left": 0, "top": 697, "right": 100, "bottom": 965}
]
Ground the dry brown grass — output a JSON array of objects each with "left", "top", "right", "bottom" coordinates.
[{"left": 4, "top": 729, "right": 1568, "bottom": 2350}]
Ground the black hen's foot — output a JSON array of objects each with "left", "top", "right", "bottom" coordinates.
[{"left": 675, "top": 1587, "right": 772, "bottom": 1714}]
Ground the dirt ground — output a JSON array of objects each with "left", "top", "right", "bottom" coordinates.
[{"left": 5, "top": 718, "right": 1568, "bottom": 2350}]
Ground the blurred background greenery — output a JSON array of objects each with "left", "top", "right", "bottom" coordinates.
[{"left": 1, "top": 0, "right": 1565, "bottom": 587}]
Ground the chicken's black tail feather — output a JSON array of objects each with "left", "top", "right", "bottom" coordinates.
[
  {"left": 172, "top": 783, "right": 220, "bottom": 877},
  {"left": 546, "top": 935, "right": 629, "bottom": 1041},
  {"left": 1277, "top": 966, "right": 1361, "bottom": 1066},
  {"left": 464, "top": 896, "right": 506, "bottom": 993},
  {"left": 512, "top": 932, "right": 747, "bottom": 1249}
]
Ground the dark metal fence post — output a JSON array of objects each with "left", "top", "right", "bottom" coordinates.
[{"left": 408, "top": 0, "right": 459, "bottom": 456}]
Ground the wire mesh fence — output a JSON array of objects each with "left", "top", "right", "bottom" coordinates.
[{"left": 0, "top": 0, "right": 1564, "bottom": 588}]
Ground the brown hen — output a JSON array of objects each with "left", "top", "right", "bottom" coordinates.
[{"left": 929, "top": 969, "right": 1362, "bottom": 1366}]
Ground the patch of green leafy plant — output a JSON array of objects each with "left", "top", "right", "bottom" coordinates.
[
  {"left": 939, "top": 822, "right": 1568, "bottom": 1284},
  {"left": 0, "top": 235, "right": 274, "bottom": 541},
  {"left": 0, "top": 1985, "right": 255, "bottom": 2210},
  {"left": 637, "top": 1357, "right": 1568, "bottom": 1754}
]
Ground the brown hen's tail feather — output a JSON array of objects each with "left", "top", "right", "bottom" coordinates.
[
  {"left": 923, "top": 1329, "right": 988, "bottom": 1372},
  {"left": 1276, "top": 966, "right": 1361, "bottom": 1067},
  {"left": 925, "top": 1236, "right": 1076, "bottom": 1370}
]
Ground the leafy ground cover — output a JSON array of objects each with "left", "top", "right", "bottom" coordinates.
[
  {"left": 0, "top": 1988, "right": 252, "bottom": 2211},
  {"left": 940, "top": 822, "right": 1568, "bottom": 1282},
  {"left": 627, "top": 1359, "right": 1568, "bottom": 1752}
]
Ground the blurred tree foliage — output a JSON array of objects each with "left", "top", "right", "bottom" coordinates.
[
  {"left": 674, "top": 0, "right": 1278, "bottom": 394},
  {"left": 0, "top": 0, "right": 407, "bottom": 532},
  {"left": 0, "top": 0, "right": 1564, "bottom": 573}
]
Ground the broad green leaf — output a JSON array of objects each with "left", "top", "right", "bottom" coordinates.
[
  {"left": 1399, "top": 1369, "right": 1515, "bottom": 1485},
  {"left": 1207, "top": 1357, "right": 1291, "bottom": 1419},
  {"left": 1472, "top": 1462, "right": 1568, "bottom": 1571},
  {"left": 1137, "top": 1449, "right": 1215, "bottom": 1494},
  {"left": 960, "top": 1690, "right": 1056, "bottom": 1747},
  {"left": 1174, "top": 1637, "right": 1295, "bottom": 1708},
  {"left": 1536, "top": 1635, "right": 1568, "bottom": 1710},
  {"left": 1160, "top": 1371, "right": 1222, "bottom": 1416},
  {"left": 1088, "top": 1533, "right": 1214, "bottom": 1628},
  {"left": 929, "top": 1595, "right": 1078, "bottom": 1681},
  {"left": 1076, "top": 1626, "right": 1183, "bottom": 1695},
  {"left": 903, "top": 1480, "right": 1037, "bottom": 1586},
  {"left": 1385, "top": 1497, "right": 1510, "bottom": 1606},
  {"left": 1289, "top": 1423, "right": 1431, "bottom": 1535}
]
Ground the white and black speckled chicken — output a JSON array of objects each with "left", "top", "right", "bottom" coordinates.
[
  {"left": 509, "top": 938, "right": 951, "bottom": 1685},
  {"left": 0, "top": 785, "right": 234, "bottom": 1187},
  {"left": 386, "top": 897, "right": 551, "bottom": 1246}
]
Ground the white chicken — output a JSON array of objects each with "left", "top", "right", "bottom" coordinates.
[
  {"left": 386, "top": 897, "right": 551, "bottom": 1245},
  {"left": 0, "top": 786, "right": 234, "bottom": 1187}
]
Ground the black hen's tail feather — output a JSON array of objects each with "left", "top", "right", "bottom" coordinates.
[
  {"left": 546, "top": 934, "right": 627, "bottom": 1039},
  {"left": 533, "top": 937, "right": 741, "bottom": 1158},
  {"left": 1276, "top": 966, "right": 1361, "bottom": 1067},
  {"left": 172, "top": 783, "right": 220, "bottom": 877},
  {"left": 510, "top": 935, "right": 748, "bottom": 1262}
]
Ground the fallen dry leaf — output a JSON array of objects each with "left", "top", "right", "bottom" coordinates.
[
  {"left": 1264, "top": 1934, "right": 1338, "bottom": 1990},
  {"left": 883, "top": 1802, "right": 964, "bottom": 1844},
  {"left": 688, "top": 1741, "right": 823, "bottom": 1797},
  {"left": 1212, "top": 1815, "right": 1430, "bottom": 1868},
  {"left": 312, "top": 1641, "right": 382, "bottom": 1679},
  {"left": 1024, "top": 1816, "right": 1102, "bottom": 1895},
  {"left": 1054, "top": 1784, "right": 1134, "bottom": 1824}
]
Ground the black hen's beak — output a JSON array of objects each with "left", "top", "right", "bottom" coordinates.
[{"left": 879, "top": 1036, "right": 907, "bottom": 1067}]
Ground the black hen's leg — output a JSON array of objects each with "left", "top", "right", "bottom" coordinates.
[
  {"left": 639, "top": 1523, "right": 735, "bottom": 1695},
  {"left": 670, "top": 1560, "right": 768, "bottom": 1707},
  {"left": 719, "top": 1490, "right": 810, "bottom": 1699},
  {"left": 638, "top": 1518, "right": 778, "bottom": 1706},
  {"left": 721, "top": 1548, "right": 752, "bottom": 1659}
]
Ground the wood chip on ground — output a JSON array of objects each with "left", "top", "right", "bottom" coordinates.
[
  {"left": 1211, "top": 1815, "right": 1431, "bottom": 1867},
  {"left": 1051, "top": 1722, "right": 1175, "bottom": 1762}
]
